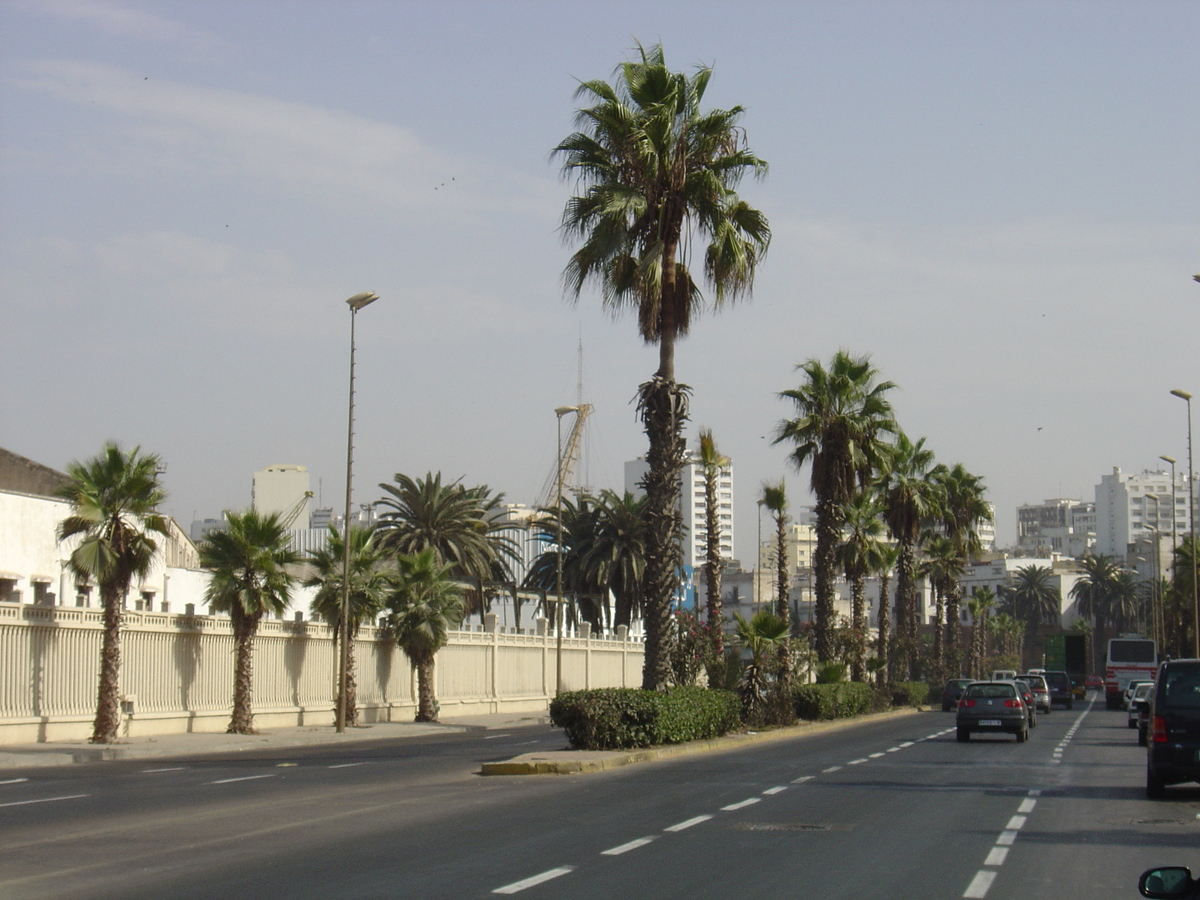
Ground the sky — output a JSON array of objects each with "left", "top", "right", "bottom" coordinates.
[{"left": 1, "top": 0, "right": 1197, "bottom": 565}]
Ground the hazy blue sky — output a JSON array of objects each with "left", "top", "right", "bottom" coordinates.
[{"left": 2, "top": 0, "right": 1196, "bottom": 563}]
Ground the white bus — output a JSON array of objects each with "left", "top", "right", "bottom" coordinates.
[{"left": 1105, "top": 637, "right": 1158, "bottom": 710}]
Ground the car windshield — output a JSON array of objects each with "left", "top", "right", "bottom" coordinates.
[
  {"left": 965, "top": 684, "right": 1016, "bottom": 699},
  {"left": 1023, "top": 676, "right": 1047, "bottom": 690},
  {"left": 1133, "top": 683, "right": 1154, "bottom": 699},
  {"left": 1163, "top": 668, "right": 1200, "bottom": 709},
  {"left": 1043, "top": 672, "right": 1070, "bottom": 689}
]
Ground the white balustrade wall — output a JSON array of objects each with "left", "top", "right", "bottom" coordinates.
[{"left": 0, "top": 603, "right": 643, "bottom": 743}]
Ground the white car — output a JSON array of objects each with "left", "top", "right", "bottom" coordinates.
[
  {"left": 1124, "top": 680, "right": 1154, "bottom": 711},
  {"left": 1128, "top": 681, "right": 1154, "bottom": 727}
]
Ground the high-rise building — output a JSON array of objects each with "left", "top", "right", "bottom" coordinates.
[
  {"left": 1016, "top": 498, "right": 1096, "bottom": 558},
  {"left": 1095, "top": 467, "right": 1191, "bottom": 558},
  {"left": 251, "top": 464, "right": 312, "bottom": 526}
]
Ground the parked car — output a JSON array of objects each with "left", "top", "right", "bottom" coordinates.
[
  {"left": 1086, "top": 674, "right": 1105, "bottom": 691},
  {"left": 1042, "top": 670, "right": 1074, "bottom": 709},
  {"left": 1126, "top": 679, "right": 1155, "bottom": 711},
  {"left": 1013, "top": 678, "right": 1038, "bottom": 728},
  {"left": 1139, "top": 866, "right": 1200, "bottom": 898},
  {"left": 957, "top": 681, "right": 1030, "bottom": 742},
  {"left": 1146, "top": 658, "right": 1200, "bottom": 799},
  {"left": 1135, "top": 694, "right": 1153, "bottom": 746},
  {"left": 1020, "top": 673, "right": 1052, "bottom": 713},
  {"left": 991, "top": 669, "right": 1018, "bottom": 681},
  {"left": 1070, "top": 676, "right": 1086, "bottom": 700},
  {"left": 1129, "top": 681, "right": 1155, "bottom": 728},
  {"left": 941, "top": 678, "right": 974, "bottom": 711}
]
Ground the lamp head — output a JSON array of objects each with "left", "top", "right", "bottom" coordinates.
[
  {"left": 555, "top": 405, "right": 580, "bottom": 417},
  {"left": 346, "top": 291, "right": 378, "bottom": 311},
  {"left": 1161, "top": 455, "right": 1177, "bottom": 465},
  {"left": 1170, "top": 388, "right": 1193, "bottom": 402}
]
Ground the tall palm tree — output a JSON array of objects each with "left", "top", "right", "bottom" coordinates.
[
  {"left": 201, "top": 510, "right": 299, "bottom": 734},
  {"left": 874, "top": 544, "right": 899, "bottom": 682},
  {"left": 966, "top": 586, "right": 997, "bottom": 679},
  {"left": 776, "top": 351, "right": 896, "bottom": 664},
  {"left": 1006, "top": 564, "right": 1061, "bottom": 665},
  {"left": 586, "top": 490, "right": 650, "bottom": 631},
  {"left": 919, "top": 533, "right": 964, "bottom": 681},
  {"left": 376, "top": 472, "right": 516, "bottom": 624},
  {"left": 760, "top": 480, "right": 792, "bottom": 683},
  {"left": 57, "top": 443, "right": 170, "bottom": 744},
  {"left": 385, "top": 548, "right": 466, "bottom": 723},
  {"left": 836, "top": 491, "right": 886, "bottom": 682},
  {"left": 1107, "top": 569, "right": 1144, "bottom": 635},
  {"left": 524, "top": 495, "right": 604, "bottom": 631},
  {"left": 305, "top": 525, "right": 391, "bottom": 726},
  {"left": 876, "top": 432, "right": 939, "bottom": 679},
  {"left": 1071, "top": 553, "right": 1118, "bottom": 672},
  {"left": 556, "top": 43, "right": 771, "bottom": 689},
  {"left": 697, "top": 429, "right": 730, "bottom": 655},
  {"left": 932, "top": 463, "right": 991, "bottom": 678}
]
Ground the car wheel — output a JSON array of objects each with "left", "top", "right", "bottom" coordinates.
[
  {"left": 1147, "top": 764, "right": 1166, "bottom": 799},
  {"left": 1137, "top": 727, "right": 1147, "bottom": 747},
  {"left": 957, "top": 727, "right": 970, "bottom": 742},
  {"left": 1029, "top": 714, "right": 1037, "bottom": 728},
  {"left": 1128, "top": 719, "right": 1137, "bottom": 729},
  {"left": 1016, "top": 728, "right": 1028, "bottom": 743},
  {"left": 943, "top": 703, "right": 951, "bottom": 712},
  {"left": 1065, "top": 700, "right": 1073, "bottom": 711}
]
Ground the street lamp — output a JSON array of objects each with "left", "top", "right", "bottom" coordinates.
[
  {"left": 554, "top": 405, "right": 580, "bottom": 695},
  {"left": 337, "top": 290, "right": 378, "bottom": 734},
  {"left": 1161, "top": 455, "right": 1179, "bottom": 560},
  {"left": 1169, "top": 389, "right": 1198, "bottom": 658}
]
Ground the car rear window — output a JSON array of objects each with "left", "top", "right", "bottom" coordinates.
[
  {"left": 1044, "top": 672, "right": 1070, "bottom": 689},
  {"left": 1022, "top": 676, "right": 1047, "bottom": 690},
  {"left": 965, "top": 684, "right": 1016, "bottom": 699},
  {"left": 1133, "top": 683, "right": 1154, "bottom": 699},
  {"left": 1163, "top": 667, "right": 1200, "bottom": 709}
]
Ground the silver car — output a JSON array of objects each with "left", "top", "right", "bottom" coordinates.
[
  {"left": 956, "top": 681, "right": 1030, "bottom": 743},
  {"left": 1128, "top": 681, "right": 1154, "bottom": 728},
  {"left": 1020, "top": 673, "right": 1052, "bottom": 714}
]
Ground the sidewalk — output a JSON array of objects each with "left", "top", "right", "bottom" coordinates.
[{"left": 0, "top": 710, "right": 553, "bottom": 770}]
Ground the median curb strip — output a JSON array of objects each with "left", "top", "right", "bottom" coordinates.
[{"left": 480, "top": 706, "right": 927, "bottom": 775}]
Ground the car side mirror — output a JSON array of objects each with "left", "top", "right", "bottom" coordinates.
[{"left": 1140, "top": 867, "right": 1196, "bottom": 898}]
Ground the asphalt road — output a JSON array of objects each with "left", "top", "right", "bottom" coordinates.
[{"left": 1, "top": 696, "right": 1197, "bottom": 899}]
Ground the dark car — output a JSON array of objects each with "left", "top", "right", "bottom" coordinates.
[
  {"left": 1043, "top": 670, "right": 1074, "bottom": 710},
  {"left": 1139, "top": 865, "right": 1200, "bottom": 898},
  {"left": 941, "top": 678, "right": 973, "bottom": 711},
  {"left": 1013, "top": 678, "right": 1038, "bottom": 728},
  {"left": 956, "top": 681, "right": 1029, "bottom": 742},
  {"left": 1146, "top": 659, "right": 1200, "bottom": 798}
]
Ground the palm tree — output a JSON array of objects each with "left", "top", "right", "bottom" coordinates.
[
  {"left": 305, "top": 525, "right": 390, "bottom": 726},
  {"left": 760, "top": 480, "right": 792, "bottom": 683},
  {"left": 201, "top": 510, "right": 299, "bottom": 734},
  {"left": 376, "top": 473, "right": 516, "bottom": 625},
  {"left": 56, "top": 443, "right": 170, "bottom": 744},
  {"left": 1006, "top": 564, "right": 1061, "bottom": 665},
  {"left": 920, "top": 533, "right": 963, "bottom": 682},
  {"left": 965, "top": 586, "right": 997, "bottom": 679},
  {"left": 836, "top": 492, "right": 886, "bottom": 682},
  {"left": 1107, "top": 569, "right": 1144, "bottom": 635},
  {"left": 586, "top": 490, "right": 650, "bottom": 631},
  {"left": 733, "top": 610, "right": 790, "bottom": 723},
  {"left": 932, "top": 463, "right": 991, "bottom": 678},
  {"left": 876, "top": 432, "right": 939, "bottom": 679},
  {"left": 1071, "top": 554, "right": 1118, "bottom": 672},
  {"left": 524, "top": 495, "right": 604, "bottom": 630},
  {"left": 556, "top": 43, "right": 771, "bottom": 689},
  {"left": 874, "top": 544, "right": 899, "bottom": 682},
  {"left": 776, "top": 351, "right": 896, "bottom": 664},
  {"left": 385, "top": 548, "right": 466, "bottom": 722},
  {"left": 697, "top": 429, "right": 729, "bottom": 655}
]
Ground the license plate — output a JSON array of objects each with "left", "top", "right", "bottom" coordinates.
[{"left": 979, "top": 720, "right": 1001, "bottom": 727}]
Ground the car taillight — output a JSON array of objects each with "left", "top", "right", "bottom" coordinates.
[
  {"left": 1004, "top": 699, "right": 1022, "bottom": 708},
  {"left": 960, "top": 698, "right": 976, "bottom": 708},
  {"left": 1153, "top": 716, "right": 1168, "bottom": 743}
]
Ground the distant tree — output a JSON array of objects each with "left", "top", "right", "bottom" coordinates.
[
  {"left": 385, "top": 549, "right": 466, "bottom": 722},
  {"left": 1005, "top": 564, "right": 1060, "bottom": 665},
  {"left": 201, "top": 510, "right": 299, "bottom": 734},
  {"left": 697, "top": 429, "right": 730, "bottom": 655},
  {"left": 57, "top": 443, "right": 170, "bottom": 744},
  {"left": 836, "top": 492, "right": 886, "bottom": 682},
  {"left": 873, "top": 544, "right": 899, "bottom": 683}
]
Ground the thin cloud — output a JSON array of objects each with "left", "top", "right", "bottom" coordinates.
[
  {"left": 11, "top": 59, "right": 557, "bottom": 222},
  {"left": 21, "top": 0, "right": 227, "bottom": 52}
]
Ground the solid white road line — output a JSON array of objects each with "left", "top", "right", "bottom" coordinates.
[
  {"left": 209, "top": 774, "right": 277, "bottom": 785},
  {"left": 483, "top": 734, "right": 512, "bottom": 740},
  {"left": 984, "top": 848, "right": 1009, "bottom": 866},
  {"left": 963, "top": 870, "right": 997, "bottom": 898},
  {"left": 141, "top": 767, "right": 185, "bottom": 773},
  {"left": 763, "top": 786, "right": 787, "bottom": 795},
  {"left": 721, "top": 798, "right": 761, "bottom": 812},
  {"left": 493, "top": 866, "right": 575, "bottom": 894},
  {"left": 329, "top": 763, "right": 366, "bottom": 769},
  {"left": 664, "top": 815, "right": 713, "bottom": 832},
  {"left": 0, "top": 794, "right": 88, "bottom": 808},
  {"left": 0, "top": 777, "right": 30, "bottom": 784},
  {"left": 601, "top": 837, "right": 656, "bottom": 856}
]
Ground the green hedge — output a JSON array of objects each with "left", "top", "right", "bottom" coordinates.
[
  {"left": 891, "top": 681, "right": 932, "bottom": 708},
  {"left": 549, "top": 687, "right": 741, "bottom": 751},
  {"left": 793, "top": 682, "right": 873, "bottom": 720}
]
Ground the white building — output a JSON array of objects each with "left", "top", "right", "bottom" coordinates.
[
  {"left": 252, "top": 464, "right": 312, "bottom": 526},
  {"left": 1095, "top": 467, "right": 1192, "bottom": 558},
  {"left": 1016, "top": 498, "right": 1096, "bottom": 558}
]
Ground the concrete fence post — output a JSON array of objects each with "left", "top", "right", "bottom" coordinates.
[
  {"left": 484, "top": 613, "right": 498, "bottom": 703},
  {"left": 616, "top": 624, "right": 629, "bottom": 688}
]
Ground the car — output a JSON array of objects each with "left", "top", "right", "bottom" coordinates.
[
  {"left": 991, "top": 669, "right": 1018, "bottom": 681},
  {"left": 1020, "top": 673, "right": 1052, "bottom": 713},
  {"left": 1086, "top": 674, "right": 1105, "bottom": 691},
  {"left": 1129, "top": 681, "right": 1155, "bottom": 729},
  {"left": 1135, "top": 694, "right": 1153, "bottom": 746},
  {"left": 941, "top": 678, "right": 974, "bottom": 711},
  {"left": 1126, "top": 679, "right": 1155, "bottom": 711},
  {"left": 1013, "top": 678, "right": 1038, "bottom": 728},
  {"left": 1042, "top": 670, "right": 1074, "bottom": 709},
  {"left": 1146, "top": 658, "right": 1200, "bottom": 799},
  {"left": 1139, "top": 865, "right": 1200, "bottom": 898},
  {"left": 1070, "top": 676, "right": 1086, "bottom": 700},
  {"left": 956, "top": 681, "right": 1029, "bottom": 742}
]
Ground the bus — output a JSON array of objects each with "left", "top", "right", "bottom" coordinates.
[{"left": 1105, "top": 637, "right": 1158, "bottom": 709}]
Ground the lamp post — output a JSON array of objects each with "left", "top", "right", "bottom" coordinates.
[
  {"left": 337, "top": 291, "right": 378, "bottom": 734},
  {"left": 554, "top": 405, "right": 580, "bottom": 695},
  {"left": 1161, "top": 455, "right": 1179, "bottom": 560},
  {"left": 1169, "top": 389, "right": 1198, "bottom": 658}
]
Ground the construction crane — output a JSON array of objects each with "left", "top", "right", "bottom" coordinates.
[
  {"left": 280, "top": 491, "right": 315, "bottom": 530},
  {"left": 535, "top": 404, "right": 592, "bottom": 511}
]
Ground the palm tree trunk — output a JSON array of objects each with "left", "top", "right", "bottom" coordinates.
[
  {"left": 944, "top": 587, "right": 962, "bottom": 678},
  {"left": 850, "top": 573, "right": 866, "bottom": 682},
  {"left": 894, "top": 541, "right": 916, "bottom": 680},
  {"left": 228, "top": 608, "right": 259, "bottom": 734},
  {"left": 346, "top": 623, "right": 359, "bottom": 727},
  {"left": 415, "top": 654, "right": 437, "bottom": 722},
  {"left": 637, "top": 375, "right": 689, "bottom": 690},
  {"left": 813, "top": 497, "right": 840, "bottom": 663},
  {"left": 90, "top": 583, "right": 124, "bottom": 744},
  {"left": 932, "top": 584, "right": 944, "bottom": 681},
  {"left": 877, "top": 572, "right": 891, "bottom": 685}
]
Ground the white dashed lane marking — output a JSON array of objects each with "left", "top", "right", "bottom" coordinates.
[
  {"left": 493, "top": 866, "right": 575, "bottom": 894},
  {"left": 209, "top": 774, "right": 277, "bottom": 785},
  {"left": 721, "top": 797, "right": 761, "bottom": 811},
  {"left": 664, "top": 815, "right": 713, "bottom": 832},
  {"left": 601, "top": 837, "right": 656, "bottom": 856},
  {"left": 0, "top": 794, "right": 89, "bottom": 808}
]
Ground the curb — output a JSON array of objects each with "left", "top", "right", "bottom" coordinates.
[{"left": 480, "top": 706, "right": 928, "bottom": 775}]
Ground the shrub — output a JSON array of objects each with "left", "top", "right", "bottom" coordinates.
[
  {"left": 793, "top": 682, "right": 873, "bottom": 720},
  {"left": 815, "top": 661, "right": 847, "bottom": 684},
  {"left": 550, "top": 687, "right": 740, "bottom": 750},
  {"left": 891, "top": 681, "right": 931, "bottom": 708}
]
